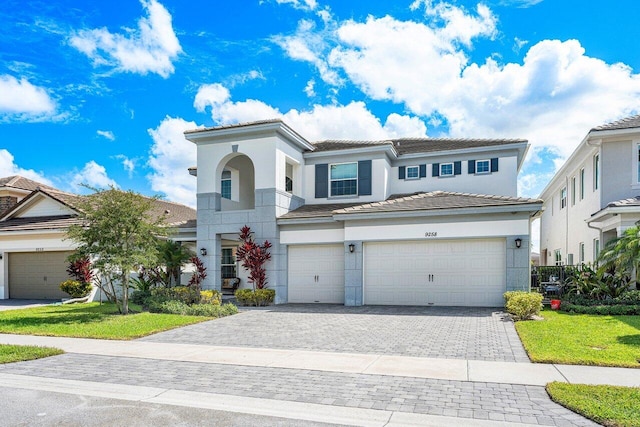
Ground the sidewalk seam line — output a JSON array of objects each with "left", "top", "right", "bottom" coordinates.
[{"left": 552, "top": 364, "right": 571, "bottom": 384}]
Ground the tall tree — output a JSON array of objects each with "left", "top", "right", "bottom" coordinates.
[
  {"left": 156, "top": 240, "right": 193, "bottom": 287},
  {"left": 66, "top": 188, "right": 167, "bottom": 314},
  {"left": 598, "top": 221, "right": 640, "bottom": 288}
]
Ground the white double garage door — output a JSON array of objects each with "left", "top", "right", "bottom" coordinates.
[{"left": 288, "top": 239, "right": 506, "bottom": 307}]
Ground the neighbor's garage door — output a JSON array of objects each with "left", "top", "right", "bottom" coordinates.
[
  {"left": 364, "top": 239, "right": 505, "bottom": 307},
  {"left": 288, "top": 244, "right": 344, "bottom": 303},
  {"left": 9, "top": 251, "right": 74, "bottom": 299}
]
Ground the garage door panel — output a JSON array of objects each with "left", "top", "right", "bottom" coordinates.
[
  {"left": 288, "top": 244, "right": 344, "bottom": 304},
  {"left": 9, "top": 251, "right": 73, "bottom": 299},
  {"left": 364, "top": 239, "right": 506, "bottom": 307}
]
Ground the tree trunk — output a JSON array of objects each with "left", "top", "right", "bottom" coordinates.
[{"left": 121, "top": 273, "right": 129, "bottom": 315}]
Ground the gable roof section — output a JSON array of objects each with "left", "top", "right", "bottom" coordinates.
[
  {"left": 279, "top": 191, "right": 541, "bottom": 221},
  {"left": 0, "top": 175, "right": 57, "bottom": 192},
  {"left": 591, "top": 114, "right": 640, "bottom": 132},
  {"left": 0, "top": 215, "right": 83, "bottom": 233}
]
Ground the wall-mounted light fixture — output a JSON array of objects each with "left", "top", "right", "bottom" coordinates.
[
  {"left": 200, "top": 248, "right": 207, "bottom": 256},
  {"left": 348, "top": 243, "right": 355, "bottom": 253},
  {"left": 515, "top": 238, "right": 522, "bottom": 249},
  {"left": 0, "top": 253, "right": 3, "bottom": 260}
]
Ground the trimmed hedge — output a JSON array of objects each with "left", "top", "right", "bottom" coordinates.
[
  {"left": 560, "top": 290, "right": 640, "bottom": 315},
  {"left": 504, "top": 291, "right": 543, "bottom": 321},
  {"left": 149, "top": 300, "right": 238, "bottom": 317},
  {"left": 235, "top": 288, "right": 275, "bottom": 306}
]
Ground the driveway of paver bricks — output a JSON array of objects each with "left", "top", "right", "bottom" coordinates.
[
  {"left": 0, "top": 354, "right": 597, "bottom": 427},
  {"left": 141, "top": 305, "right": 529, "bottom": 362}
]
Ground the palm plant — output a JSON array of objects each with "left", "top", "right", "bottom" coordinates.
[
  {"left": 597, "top": 222, "right": 640, "bottom": 289},
  {"left": 156, "top": 240, "right": 194, "bottom": 287}
]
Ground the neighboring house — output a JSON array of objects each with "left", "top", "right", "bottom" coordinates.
[
  {"left": 185, "top": 119, "right": 541, "bottom": 307},
  {"left": 539, "top": 114, "right": 640, "bottom": 266},
  {"left": 0, "top": 181, "right": 196, "bottom": 300},
  {"left": 0, "top": 175, "right": 58, "bottom": 215}
]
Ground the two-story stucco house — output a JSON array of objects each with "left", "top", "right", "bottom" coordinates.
[
  {"left": 185, "top": 119, "right": 541, "bottom": 307},
  {"left": 539, "top": 114, "right": 640, "bottom": 266}
]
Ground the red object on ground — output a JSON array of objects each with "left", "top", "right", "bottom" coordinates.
[{"left": 550, "top": 299, "right": 561, "bottom": 310}]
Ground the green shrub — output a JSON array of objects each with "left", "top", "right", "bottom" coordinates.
[
  {"left": 560, "top": 303, "right": 640, "bottom": 315},
  {"left": 504, "top": 291, "right": 543, "bottom": 321},
  {"left": 200, "top": 289, "right": 222, "bottom": 305},
  {"left": 59, "top": 280, "right": 92, "bottom": 298},
  {"left": 150, "top": 300, "right": 237, "bottom": 317},
  {"left": 234, "top": 288, "right": 275, "bottom": 306},
  {"left": 150, "top": 286, "right": 200, "bottom": 305}
]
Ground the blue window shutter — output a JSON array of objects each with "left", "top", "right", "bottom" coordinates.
[
  {"left": 315, "top": 164, "right": 328, "bottom": 198},
  {"left": 432, "top": 163, "right": 440, "bottom": 177},
  {"left": 491, "top": 158, "right": 499, "bottom": 172},
  {"left": 419, "top": 164, "right": 427, "bottom": 178},
  {"left": 454, "top": 161, "right": 461, "bottom": 175},
  {"left": 468, "top": 160, "right": 476, "bottom": 174},
  {"left": 358, "top": 160, "right": 372, "bottom": 196},
  {"left": 398, "top": 166, "right": 406, "bottom": 179}
]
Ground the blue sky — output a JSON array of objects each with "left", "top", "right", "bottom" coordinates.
[{"left": 2, "top": 0, "right": 640, "bottom": 219}]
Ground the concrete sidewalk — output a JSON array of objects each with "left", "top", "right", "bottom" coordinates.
[{"left": 2, "top": 333, "right": 639, "bottom": 388}]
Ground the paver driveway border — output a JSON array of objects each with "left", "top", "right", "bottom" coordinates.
[{"left": 141, "top": 304, "right": 531, "bottom": 363}]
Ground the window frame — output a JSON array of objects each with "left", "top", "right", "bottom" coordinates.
[
  {"left": 440, "top": 162, "right": 454, "bottom": 177},
  {"left": 221, "top": 170, "right": 232, "bottom": 200},
  {"left": 594, "top": 238, "right": 600, "bottom": 260},
  {"left": 579, "top": 242, "right": 585, "bottom": 263},
  {"left": 560, "top": 187, "right": 567, "bottom": 209},
  {"left": 221, "top": 248, "right": 237, "bottom": 279},
  {"left": 475, "top": 159, "right": 491, "bottom": 174},
  {"left": 593, "top": 153, "right": 600, "bottom": 191},
  {"left": 580, "top": 168, "right": 585, "bottom": 200},
  {"left": 554, "top": 249, "right": 562, "bottom": 266},
  {"left": 571, "top": 176, "right": 576, "bottom": 206},
  {"left": 329, "top": 162, "right": 358, "bottom": 197},
  {"left": 405, "top": 165, "right": 420, "bottom": 180}
]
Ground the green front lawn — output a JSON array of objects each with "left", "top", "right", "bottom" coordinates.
[
  {"left": 515, "top": 310, "right": 640, "bottom": 367},
  {"left": 0, "top": 302, "right": 212, "bottom": 340},
  {"left": 547, "top": 382, "right": 640, "bottom": 427},
  {"left": 0, "top": 344, "right": 64, "bottom": 363}
]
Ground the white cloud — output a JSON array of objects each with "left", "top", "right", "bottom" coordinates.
[
  {"left": 194, "top": 83, "right": 428, "bottom": 141},
  {"left": 513, "top": 37, "right": 528, "bottom": 54},
  {"left": 274, "top": 0, "right": 318, "bottom": 11},
  {"left": 0, "top": 149, "right": 52, "bottom": 186},
  {"left": 97, "top": 130, "right": 115, "bottom": 141},
  {"left": 0, "top": 74, "right": 56, "bottom": 119},
  {"left": 114, "top": 155, "right": 136, "bottom": 177},
  {"left": 147, "top": 116, "right": 200, "bottom": 207},
  {"left": 69, "top": 0, "right": 182, "bottom": 78},
  {"left": 71, "top": 161, "right": 118, "bottom": 192},
  {"left": 304, "top": 79, "right": 316, "bottom": 97}
]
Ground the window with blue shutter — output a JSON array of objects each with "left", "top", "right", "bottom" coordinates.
[
  {"left": 419, "top": 164, "right": 427, "bottom": 178},
  {"left": 432, "top": 163, "right": 440, "bottom": 177},
  {"left": 491, "top": 158, "right": 499, "bottom": 172},
  {"left": 454, "top": 161, "right": 461, "bottom": 175},
  {"left": 358, "top": 160, "right": 372, "bottom": 196},
  {"left": 468, "top": 160, "right": 476, "bottom": 174},
  {"left": 476, "top": 159, "right": 490, "bottom": 174},
  {"left": 315, "top": 164, "right": 328, "bottom": 198},
  {"left": 398, "top": 166, "right": 405, "bottom": 179}
]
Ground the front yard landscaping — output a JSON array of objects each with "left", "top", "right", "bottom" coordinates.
[
  {"left": 0, "top": 302, "right": 215, "bottom": 340},
  {"left": 0, "top": 344, "right": 64, "bottom": 364},
  {"left": 515, "top": 310, "right": 640, "bottom": 368},
  {"left": 547, "top": 382, "right": 640, "bottom": 427}
]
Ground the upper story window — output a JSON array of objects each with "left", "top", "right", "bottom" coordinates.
[
  {"left": 593, "top": 153, "right": 600, "bottom": 191},
  {"left": 579, "top": 242, "right": 585, "bottom": 263},
  {"left": 330, "top": 162, "right": 358, "bottom": 196},
  {"left": 285, "top": 177, "right": 293, "bottom": 193},
  {"left": 221, "top": 170, "right": 232, "bottom": 200},
  {"left": 560, "top": 187, "right": 567, "bottom": 209},
  {"left": 406, "top": 166, "right": 420, "bottom": 179},
  {"left": 440, "top": 163, "right": 454, "bottom": 176},
  {"left": 476, "top": 159, "right": 490, "bottom": 174},
  {"left": 571, "top": 177, "right": 576, "bottom": 206},
  {"left": 580, "top": 168, "right": 585, "bottom": 200},
  {"left": 593, "top": 238, "right": 600, "bottom": 259}
]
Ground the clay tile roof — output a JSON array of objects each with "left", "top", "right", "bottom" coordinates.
[
  {"left": 310, "top": 138, "right": 527, "bottom": 155},
  {"left": 0, "top": 175, "right": 57, "bottom": 192},
  {"left": 605, "top": 196, "right": 640, "bottom": 208},
  {"left": 279, "top": 191, "right": 541, "bottom": 220},
  {"left": 0, "top": 215, "right": 84, "bottom": 232},
  {"left": 592, "top": 114, "right": 640, "bottom": 132}
]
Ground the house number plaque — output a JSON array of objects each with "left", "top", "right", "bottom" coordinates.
[{"left": 424, "top": 232, "right": 437, "bottom": 237}]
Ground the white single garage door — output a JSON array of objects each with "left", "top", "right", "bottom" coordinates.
[
  {"left": 9, "top": 251, "right": 74, "bottom": 299},
  {"left": 288, "top": 244, "right": 344, "bottom": 303},
  {"left": 364, "top": 239, "right": 505, "bottom": 307}
]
